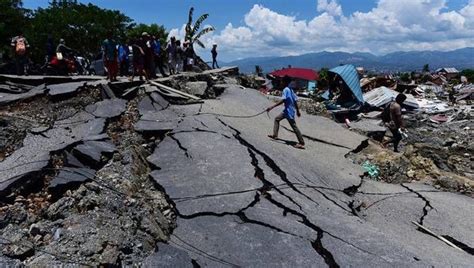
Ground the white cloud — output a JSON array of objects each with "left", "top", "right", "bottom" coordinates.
[
  {"left": 317, "top": 0, "right": 343, "bottom": 17},
  {"left": 171, "top": 0, "right": 474, "bottom": 61}
]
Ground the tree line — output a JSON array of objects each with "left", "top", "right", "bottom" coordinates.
[{"left": 0, "top": 0, "right": 169, "bottom": 63}]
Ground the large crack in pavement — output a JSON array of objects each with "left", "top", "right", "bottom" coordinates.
[
  {"left": 210, "top": 118, "right": 388, "bottom": 267},
  {"left": 218, "top": 118, "right": 323, "bottom": 210},
  {"left": 169, "top": 135, "right": 192, "bottom": 159},
  {"left": 401, "top": 184, "right": 434, "bottom": 225},
  {"left": 400, "top": 184, "right": 474, "bottom": 255}
]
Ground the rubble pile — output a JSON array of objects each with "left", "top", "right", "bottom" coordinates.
[
  {"left": 298, "top": 98, "right": 328, "bottom": 116},
  {"left": 0, "top": 67, "right": 240, "bottom": 266},
  {"left": 347, "top": 82, "right": 473, "bottom": 194}
]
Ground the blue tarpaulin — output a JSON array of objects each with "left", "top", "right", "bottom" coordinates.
[{"left": 329, "top": 65, "right": 364, "bottom": 104}]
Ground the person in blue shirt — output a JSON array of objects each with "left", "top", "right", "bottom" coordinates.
[
  {"left": 266, "top": 76, "right": 305, "bottom": 149},
  {"left": 117, "top": 42, "right": 130, "bottom": 76}
]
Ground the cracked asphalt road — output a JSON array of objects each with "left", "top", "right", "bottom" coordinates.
[{"left": 148, "top": 86, "right": 474, "bottom": 267}]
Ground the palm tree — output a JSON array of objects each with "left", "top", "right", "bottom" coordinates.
[{"left": 184, "top": 7, "right": 214, "bottom": 48}]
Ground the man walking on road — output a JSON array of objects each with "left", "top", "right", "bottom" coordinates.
[
  {"left": 382, "top": 93, "right": 407, "bottom": 152},
  {"left": 266, "top": 76, "right": 305, "bottom": 149}
]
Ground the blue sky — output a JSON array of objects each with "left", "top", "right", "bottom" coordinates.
[
  {"left": 23, "top": 0, "right": 474, "bottom": 61},
  {"left": 22, "top": 0, "right": 471, "bottom": 30},
  {"left": 23, "top": 0, "right": 378, "bottom": 29}
]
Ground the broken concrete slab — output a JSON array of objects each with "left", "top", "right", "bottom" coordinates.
[
  {"left": 137, "top": 96, "right": 161, "bottom": 115},
  {"left": 48, "top": 167, "right": 96, "bottom": 193},
  {"left": 47, "top": 82, "right": 87, "bottom": 98},
  {"left": 0, "top": 113, "right": 106, "bottom": 196},
  {"left": 65, "top": 152, "right": 85, "bottom": 168},
  {"left": 100, "top": 84, "right": 116, "bottom": 99},
  {"left": 134, "top": 91, "right": 171, "bottom": 115},
  {"left": 149, "top": 92, "right": 169, "bottom": 109},
  {"left": 134, "top": 110, "right": 181, "bottom": 134},
  {"left": 0, "top": 84, "right": 46, "bottom": 106},
  {"left": 73, "top": 140, "right": 116, "bottom": 167},
  {"left": 143, "top": 244, "right": 193, "bottom": 268},
  {"left": 183, "top": 81, "right": 208, "bottom": 97},
  {"left": 85, "top": 99, "right": 127, "bottom": 119},
  {"left": 349, "top": 119, "right": 386, "bottom": 141},
  {"left": 0, "top": 74, "right": 100, "bottom": 87},
  {"left": 30, "top": 125, "right": 51, "bottom": 134}
]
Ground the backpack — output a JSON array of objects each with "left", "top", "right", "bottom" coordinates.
[
  {"left": 381, "top": 102, "right": 392, "bottom": 122},
  {"left": 15, "top": 38, "right": 26, "bottom": 55}
]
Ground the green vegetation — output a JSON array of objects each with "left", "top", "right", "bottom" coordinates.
[
  {"left": 1, "top": 0, "right": 168, "bottom": 63},
  {"left": 422, "top": 63, "right": 430, "bottom": 73},
  {"left": 184, "top": 7, "right": 215, "bottom": 48},
  {"left": 126, "top": 23, "right": 168, "bottom": 45},
  {"left": 461, "top": 69, "right": 474, "bottom": 83}
]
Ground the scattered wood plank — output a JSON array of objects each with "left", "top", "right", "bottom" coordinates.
[
  {"left": 411, "top": 221, "right": 464, "bottom": 252},
  {"left": 148, "top": 81, "right": 201, "bottom": 101}
]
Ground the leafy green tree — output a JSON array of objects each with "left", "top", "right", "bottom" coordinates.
[
  {"left": 126, "top": 23, "right": 168, "bottom": 45},
  {"left": 316, "top": 67, "right": 330, "bottom": 90},
  {"left": 422, "top": 64, "right": 430, "bottom": 73},
  {"left": 26, "top": 0, "right": 133, "bottom": 62},
  {"left": 400, "top": 72, "right": 410, "bottom": 82},
  {"left": 460, "top": 69, "right": 474, "bottom": 83},
  {"left": 0, "top": 0, "right": 29, "bottom": 55},
  {"left": 184, "top": 7, "right": 214, "bottom": 48}
]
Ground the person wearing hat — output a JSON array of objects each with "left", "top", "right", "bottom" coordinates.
[{"left": 211, "top": 43, "right": 219, "bottom": 69}]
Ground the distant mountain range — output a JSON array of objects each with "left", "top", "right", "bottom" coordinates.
[{"left": 225, "top": 47, "right": 474, "bottom": 73}]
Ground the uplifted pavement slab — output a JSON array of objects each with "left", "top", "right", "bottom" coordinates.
[
  {"left": 73, "top": 140, "right": 116, "bottom": 167},
  {"left": 48, "top": 167, "right": 96, "bottom": 193},
  {"left": 0, "top": 112, "right": 106, "bottom": 196},
  {"left": 47, "top": 81, "right": 87, "bottom": 97},
  {"left": 134, "top": 109, "right": 181, "bottom": 134},
  {"left": 85, "top": 98, "right": 127, "bottom": 118},
  {"left": 0, "top": 84, "right": 46, "bottom": 106}
]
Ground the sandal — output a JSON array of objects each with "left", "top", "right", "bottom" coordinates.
[
  {"left": 268, "top": 135, "right": 278, "bottom": 140},
  {"left": 294, "top": 144, "right": 305, "bottom": 149}
]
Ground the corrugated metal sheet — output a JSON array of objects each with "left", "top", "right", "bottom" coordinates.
[
  {"left": 363, "top": 86, "right": 419, "bottom": 109},
  {"left": 436, "top": 67, "right": 459, "bottom": 74},
  {"left": 329, "top": 65, "right": 364, "bottom": 104}
]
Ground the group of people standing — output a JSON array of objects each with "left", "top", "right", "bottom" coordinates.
[
  {"left": 164, "top": 36, "right": 199, "bottom": 75},
  {"left": 102, "top": 33, "right": 205, "bottom": 82},
  {"left": 102, "top": 32, "right": 168, "bottom": 82},
  {"left": 7, "top": 31, "right": 220, "bottom": 78}
]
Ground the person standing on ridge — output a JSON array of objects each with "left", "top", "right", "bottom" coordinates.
[
  {"left": 102, "top": 32, "right": 118, "bottom": 81},
  {"left": 166, "top": 36, "right": 177, "bottom": 75},
  {"left": 11, "top": 32, "right": 30, "bottom": 75},
  {"left": 266, "top": 76, "right": 305, "bottom": 149},
  {"left": 130, "top": 37, "right": 148, "bottom": 81},
  {"left": 211, "top": 43, "right": 219, "bottom": 69},
  {"left": 175, "top": 40, "right": 183, "bottom": 74},
  {"left": 152, "top": 35, "right": 167, "bottom": 77}
]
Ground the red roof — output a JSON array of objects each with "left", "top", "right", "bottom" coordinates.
[{"left": 270, "top": 68, "right": 319, "bottom": 81}]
